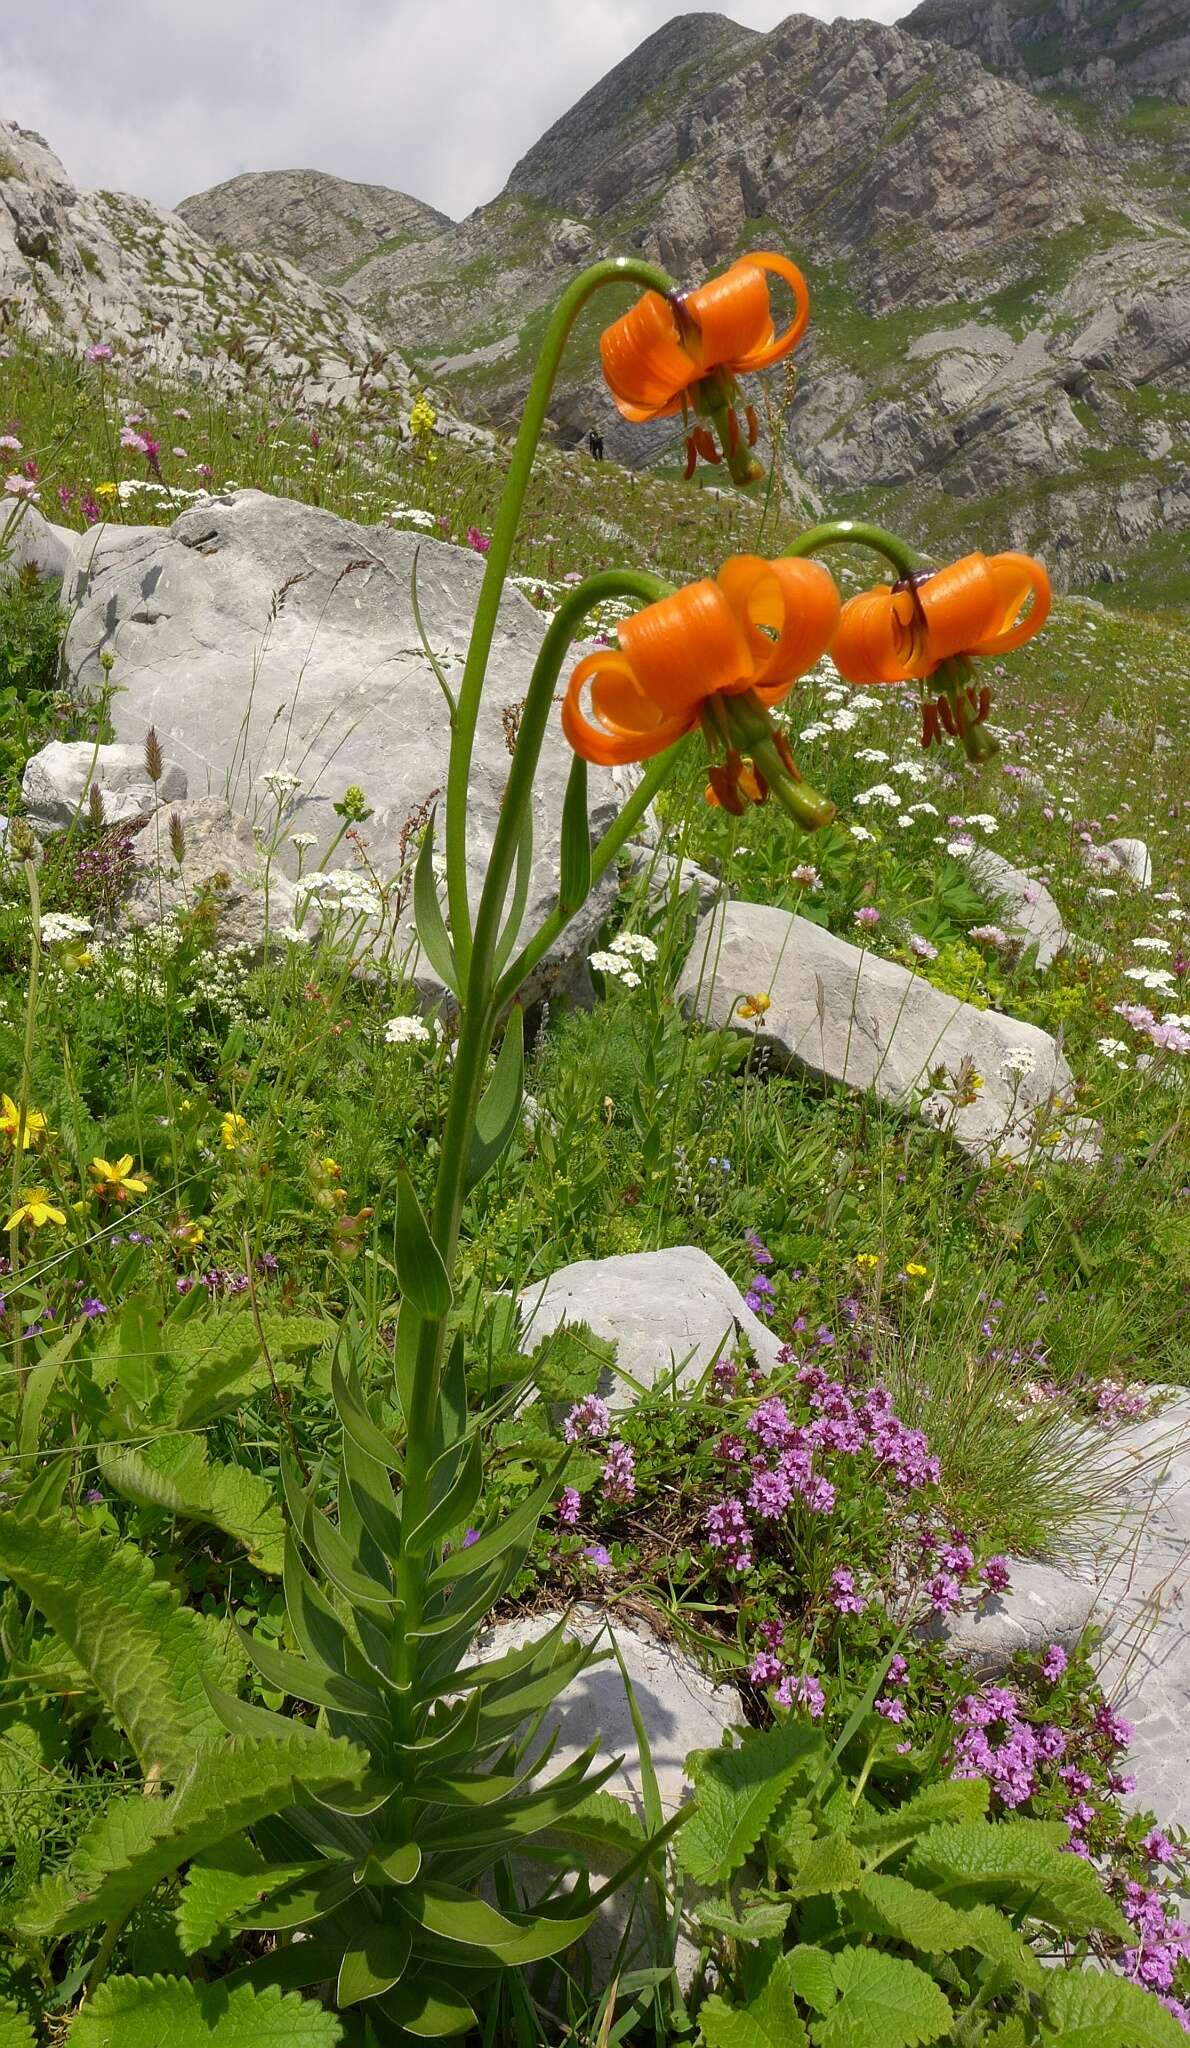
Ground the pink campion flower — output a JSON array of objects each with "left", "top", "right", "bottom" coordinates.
[
  {"left": 601, "top": 1439, "right": 636, "bottom": 1505},
  {"left": 1041, "top": 1642, "right": 1068, "bottom": 1683},
  {"left": 853, "top": 906, "right": 880, "bottom": 929},
  {"left": 85, "top": 342, "right": 113, "bottom": 362},
  {"left": 1150, "top": 1020, "right": 1190, "bottom": 1053},
  {"left": 563, "top": 1394, "right": 610, "bottom": 1444},
  {"left": 556, "top": 1487, "right": 582, "bottom": 1526},
  {"left": 466, "top": 526, "right": 491, "bottom": 555},
  {"left": 80, "top": 492, "right": 100, "bottom": 526}
]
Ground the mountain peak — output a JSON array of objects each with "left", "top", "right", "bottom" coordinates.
[{"left": 176, "top": 168, "right": 452, "bottom": 283}]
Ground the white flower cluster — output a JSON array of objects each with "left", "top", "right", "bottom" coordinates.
[
  {"left": 854, "top": 783, "right": 901, "bottom": 809},
  {"left": 303, "top": 870, "right": 383, "bottom": 921},
  {"left": 384, "top": 1015, "right": 432, "bottom": 1046},
  {"left": 1132, "top": 937, "right": 1171, "bottom": 954},
  {"left": 998, "top": 1046, "right": 1038, "bottom": 1081},
  {"left": 1123, "top": 967, "right": 1176, "bottom": 993},
  {"left": 39, "top": 912, "right": 94, "bottom": 944},
  {"left": 590, "top": 930, "right": 657, "bottom": 989}
]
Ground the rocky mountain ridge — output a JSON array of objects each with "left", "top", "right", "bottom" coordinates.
[
  {"left": 904, "top": 0, "right": 1190, "bottom": 101},
  {"left": 176, "top": 168, "right": 451, "bottom": 284}
]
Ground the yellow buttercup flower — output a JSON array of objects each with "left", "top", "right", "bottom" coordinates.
[
  {"left": 95, "top": 481, "right": 118, "bottom": 497},
  {"left": 0, "top": 1095, "right": 49, "bottom": 1150},
  {"left": 90, "top": 1155, "right": 149, "bottom": 1201},
  {"left": 737, "top": 992, "right": 772, "bottom": 1022},
  {"left": 220, "top": 1112, "right": 250, "bottom": 1151},
  {"left": 856, "top": 1253, "right": 879, "bottom": 1271},
  {"left": 6, "top": 1187, "right": 66, "bottom": 1231},
  {"left": 905, "top": 1262, "right": 929, "bottom": 1279}
]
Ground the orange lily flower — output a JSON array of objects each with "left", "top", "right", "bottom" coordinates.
[
  {"left": 600, "top": 253, "right": 810, "bottom": 485},
  {"left": 562, "top": 555, "right": 840, "bottom": 827},
  {"left": 830, "top": 551, "right": 1051, "bottom": 759}
]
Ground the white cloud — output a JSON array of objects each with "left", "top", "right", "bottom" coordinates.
[{"left": 1, "top": 2, "right": 911, "bottom": 218}]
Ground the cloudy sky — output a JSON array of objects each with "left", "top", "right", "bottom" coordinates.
[{"left": 2, "top": 2, "right": 910, "bottom": 220}]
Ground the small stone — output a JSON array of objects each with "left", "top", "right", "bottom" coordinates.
[
  {"left": 116, "top": 796, "right": 312, "bottom": 962},
  {"left": 624, "top": 843, "right": 723, "bottom": 916},
  {"left": 1081, "top": 836, "right": 1152, "bottom": 889},
  {"left": 924, "top": 1559, "right": 1096, "bottom": 1678},
  {"left": 960, "top": 845, "right": 1067, "bottom": 969},
  {"left": 518, "top": 1246, "right": 782, "bottom": 1408},
  {"left": 22, "top": 740, "right": 187, "bottom": 835}
]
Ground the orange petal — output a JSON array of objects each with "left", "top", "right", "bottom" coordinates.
[
  {"left": 716, "top": 555, "right": 841, "bottom": 701},
  {"left": 618, "top": 579, "right": 751, "bottom": 717},
  {"left": 562, "top": 649, "right": 691, "bottom": 766},
  {"left": 969, "top": 552, "right": 1051, "bottom": 655},
  {"left": 600, "top": 290, "right": 695, "bottom": 422},
  {"left": 728, "top": 252, "right": 811, "bottom": 372}
]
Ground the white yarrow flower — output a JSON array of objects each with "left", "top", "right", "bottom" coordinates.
[{"left": 384, "top": 1015, "right": 431, "bottom": 1045}]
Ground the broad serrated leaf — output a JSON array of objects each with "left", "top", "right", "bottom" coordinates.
[
  {"left": 0, "top": 1508, "right": 242, "bottom": 1779},
  {"left": 100, "top": 1435, "right": 285, "bottom": 1571},
  {"left": 0, "top": 1996, "right": 35, "bottom": 2046},
  {"left": 680, "top": 1722, "right": 821, "bottom": 1886},
  {"left": 395, "top": 1167, "right": 452, "bottom": 1318},
  {"left": 695, "top": 1899, "right": 791, "bottom": 1943},
  {"left": 168, "top": 1310, "right": 329, "bottom": 1428},
  {"left": 558, "top": 752, "right": 592, "bottom": 914},
  {"left": 906, "top": 1820, "right": 1130, "bottom": 1938},
  {"left": 854, "top": 1874, "right": 1044, "bottom": 1990},
  {"left": 67, "top": 1975, "right": 343, "bottom": 2045},
  {"left": 1041, "top": 1968, "right": 1186, "bottom": 2047},
  {"left": 785, "top": 1832, "right": 863, "bottom": 1899},
  {"left": 698, "top": 1952, "right": 807, "bottom": 2048},
  {"left": 786, "top": 1946, "right": 835, "bottom": 2016},
  {"left": 413, "top": 817, "right": 459, "bottom": 996},
  {"left": 15, "top": 1733, "right": 366, "bottom": 1938},
  {"left": 850, "top": 1777, "right": 988, "bottom": 1852},
  {"left": 177, "top": 1838, "right": 314, "bottom": 1955},
  {"left": 467, "top": 1006, "right": 524, "bottom": 1191},
  {"left": 813, "top": 1947, "right": 953, "bottom": 2048}
]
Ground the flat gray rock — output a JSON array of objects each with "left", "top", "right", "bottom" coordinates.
[
  {"left": 518, "top": 1246, "right": 782, "bottom": 1408},
  {"left": 0, "top": 503, "right": 76, "bottom": 587},
  {"left": 927, "top": 1558, "right": 1097, "bottom": 1678},
  {"left": 1087, "top": 1391, "right": 1190, "bottom": 1830},
  {"left": 62, "top": 490, "right": 618, "bottom": 1002},
  {"left": 117, "top": 797, "right": 310, "bottom": 962},
  {"left": 22, "top": 739, "right": 187, "bottom": 834},
  {"left": 1082, "top": 836, "right": 1153, "bottom": 889},
  {"left": 961, "top": 845, "right": 1067, "bottom": 969},
  {"left": 676, "top": 899, "right": 1099, "bottom": 1166},
  {"left": 475, "top": 1606, "right": 739, "bottom": 1985},
  {"left": 624, "top": 844, "right": 723, "bottom": 916}
]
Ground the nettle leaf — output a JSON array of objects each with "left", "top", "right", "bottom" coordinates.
[
  {"left": 176, "top": 1839, "right": 318, "bottom": 1957},
  {"left": 0, "top": 1507, "right": 243, "bottom": 1779},
  {"left": 784, "top": 1832, "right": 863, "bottom": 1899},
  {"left": 906, "top": 1820, "right": 1130, "bottom": 1939},
  {"left": 67, "top": 1975, "right": 343, "bottom": 2045},
  {"left": 699, "top": 1952, "right": 808, "bottom": 2048},
  {"left": 786, "top": 1947, "right": 835, "bottom": 2016},
  {"left": 853, "top": 1875, "right": 1045, "bottom": 1991},
  {"left": 695, "top": 1900, "right": 791, "bottom": 1944},
  {"left": 680, "top": 1722, "right": 821, "bottom": 1886},
  {"left": 158, "top": 1310, "right": 329, "bottom": 1429},
  {"left": 850, "top": 1777, "right": 988, "bottom": 1853},
  {"left": 812, "top": 1948, "right": 953, "bottom": 2048},
  {"left": 1041, "top": 1968, "right": 1187, "bottom": 2047},
  {"left": 15, "top": 1732, "right": 366, "bottom": 1939},
  {"left": 0, "top": 1996, "right": 35, "bottom": 2047},
  {"left": 100, "top": 1435, "right": 285, "bottom": 1572}
]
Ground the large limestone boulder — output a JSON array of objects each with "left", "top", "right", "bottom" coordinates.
[
  {"left": 518, "top": 1246, "right": 783, "bottom": 1407},
  {"left": 22, "top": 739, "right": 187, "bottom": 835},
  {"left": 0, "top": 502, "right": 76, "bottom": 586},
  {"left": 676, "top": 900, "right": 1099, "bottom": 1166},
  {"left": 1082, "top": 836, "right": 1153, "bottom": 890},
  {"left": 927, "top": 1558, "right": 1096, "bottom": 1678},
  {"left": 961, "top": 845, "right": 1067, "bottom": 969},
  {"left": 62, "top": 490, "right": 620, "bottom": 999}
]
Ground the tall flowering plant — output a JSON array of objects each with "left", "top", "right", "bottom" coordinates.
[{"left": 25, "top": 254, "right": 1052, "bottom": 2032}]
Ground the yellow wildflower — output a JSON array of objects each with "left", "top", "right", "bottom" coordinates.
[
  {"left": 319, "top": 1156, "right": 342, "bottom": 1179},
  {"left": 220, "top": 1112, "right": 250, "bottom": 1151},
  {"left": 6, "top": 1187, "right": 66, "bottom": 1231},
  {"left": 737, "top": 992, "right": 772, "bottom": 1021},
  {"left": 0, "top": 1095, "right": 49, "bottom": 1150},
  {"left": 90, "top": 1155, "right": 149, "bottom": 1201},
  {"left": 856, "top": 1253, "right": 879, "bottom": 1271},
  {"left": 905, "top": 1261, "right": 929, "bottom": 1279},
  {"left": 95, "top": 481, "right": 118, "bottom": 497}
]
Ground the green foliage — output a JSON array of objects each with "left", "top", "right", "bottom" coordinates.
[
  {"left": 690, "top": 1720, "right": 1175, "bottom": 2047},
  {"left": 67, "top": 1975, "right": 344, "bottom": 2045},
  {"left": 0, "top": 566, "right": 69, "bottom": 802}
]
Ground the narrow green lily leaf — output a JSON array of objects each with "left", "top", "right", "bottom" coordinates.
[
  {"left": 404, "top": 1432, "right": 483, "bottom": 1558},
  {"left": 330, "top": 1350, "right": 404, "bottom": 1473},
  {"left": 413, "top": 817, "right": 459, "bottom": 996},
  {"left": 410, "top": 546, "right": 458, "bottom": 722},
  {"left": 377, "top": 1973, "right": 476, "bottom": 2038},
  {"left": 394, "top": 1168, "right": 452, "bottom": 1319},
  {"left": 558, "top": 751, "right": 593, "bottom": 913},
  {"left": 435, "top": 1331, "right": 468, "bottom": 1452},
  {"left": 466, "top": 1006, "right": 524, "bottom": 1191},
  {"left": 337, "top": 1915, "right": 413, "bottom": 2008},
  {"left": 235, "top": 1627, "right": 380, "bottom": 1718},
  {"left": 492, "top": 806, "right": 534, "bottom": 976},
  {"left": 17, "top": 1323, "right": 82, "bottom": 1456},
  {"left": 426, "top": 1459, "right": 566, "bottom": 1589},
  {"left": 362, "top": 1838, "right": 422, "bottom": 1886},
  {"left": 340, "top": 1425, "right": 404, "bottom": 1563},
  {"left": 282, "top": 1532, "right": 380, "bottom": 1689}
]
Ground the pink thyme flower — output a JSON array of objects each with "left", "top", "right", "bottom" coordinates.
[
  {"left": 1041, "top": 1643, "right": 1068, "bottom": 1683},
  {"left": 556, "top": 1487, "right": 581, "bottom": 1526},
  {"left": 564, "top": 1394, "right": 610, "bottom": 1444},
  {"left": 85, "top": 342, "right": 113, "bottom": 362},
  {"left": 829, "top": 1568, "right": 865, "bottom": 1615},
  {"left": 601, "top": 1439, "right": 636, "bottom": 1506},
  {"left": 748, "top": 1650, "right": 783, "bottom": 1685},
  {"left": 775, "top": 1672, "right": 824, "bottom": 1717},
  {"left": 876, "top": 1696, "right": 907, "bottom": 1723},
  {"left": 981, "top": 1556, "right": 1011, "bottom": 1594}
]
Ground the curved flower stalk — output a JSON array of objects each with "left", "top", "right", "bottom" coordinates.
[
  {"left": 562, "top": 553, "right": 840, "bottom": 826},
  {"left": 600, "top": 251, "right": 810, "bottom": 483}
]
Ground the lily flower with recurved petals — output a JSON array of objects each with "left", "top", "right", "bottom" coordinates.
[
  {"left": 562, "top": 554, "right": 840, "bottom": 828},
  {"left": 830, "top": 551, "right": 1050, "bottom": 762},
  {"left": 600, "top": 253, "right": 810, "bottom": 485}
]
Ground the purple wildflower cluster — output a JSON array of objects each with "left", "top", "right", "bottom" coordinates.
[
  {"left": 742, "top": 1230, "right": 776, "bottom": 1318},
  {"left": 556, "top": 1394, "right": 635, "bottom": 1524},
  {"left": 949, "top": 1672, "right": 1136, "bottom": 1826},
  {"left": 1114, "top": 1002, "right": 1190, "bottom": 1058}
]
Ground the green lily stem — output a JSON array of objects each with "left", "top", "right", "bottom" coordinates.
[
  {"left": 785, "top": 519, "right": 924, "bottom": 582},
  {"left": 391, "top": 568, "right": 673, "bottom": 1706},
  {"left": 443, "top": 255, "right": 677, "bottom": 977},
  {"left": 11, "top": 861, "right": 42, "bottom": 1398}
]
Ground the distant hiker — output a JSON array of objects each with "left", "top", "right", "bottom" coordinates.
[{"left": 587, "top": 428, "right": 604, "bottom": 460}]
